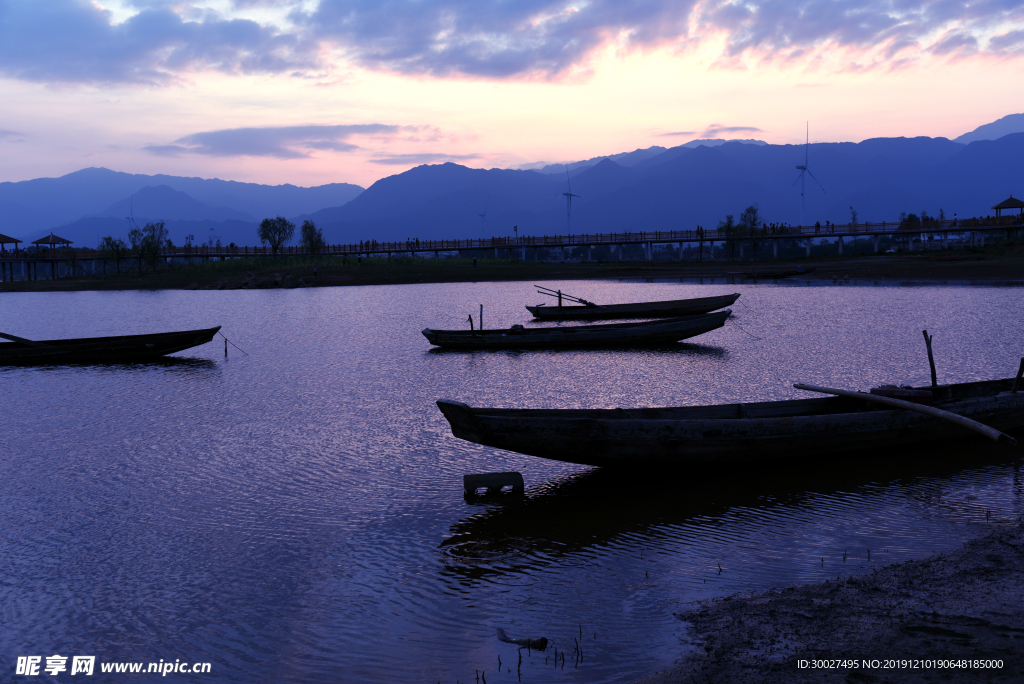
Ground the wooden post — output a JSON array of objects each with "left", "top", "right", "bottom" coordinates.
[
  {"left": 479, "top": 304, "right": 483, "bottom": 331},
  {"left": 1012, "top": 358, "right": 1024, "bottom": 394},
  {"left": 922, "top": 330, "right": 937, "bottom": 387}
]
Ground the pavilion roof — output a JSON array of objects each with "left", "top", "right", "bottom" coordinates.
[
  {"left": 992, "top": 195, "right": 1024, "bottom": 210},
  {"left": 0, "top": 232, "right": 22, "bottom": 244},
  {"left": 32, "top": 233, "right": 73, "bottom": 245}
]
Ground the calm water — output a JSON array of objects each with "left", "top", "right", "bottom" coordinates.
[{"left": 1, "top": 280, "right": 1022, "bottom": 683}]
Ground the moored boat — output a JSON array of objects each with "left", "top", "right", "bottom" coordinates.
[
  {"left": 526, "top": 292, "right": 740, "bottom": 320},
  {"left": 436, "top": 377, "right": 1024, "bottom": 467},
  {"left": 422, "top": 310, "right": 730, "bottom": 350},
  {"left": 0, "top": 326, "right": 222, "bottom": 364}
]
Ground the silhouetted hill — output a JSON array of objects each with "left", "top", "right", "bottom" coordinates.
[
  {"left": 99, "top": 185, "right": 256, "bottom": 222},
  {"left": 0, "top": 168, "right": 362, "bottom": 240},
  {"left": 954, "top": 113, "right": 1024, "bottom": 144},
  {"left": 301, "top": 134, "right": 1024, "bottom": 244}
]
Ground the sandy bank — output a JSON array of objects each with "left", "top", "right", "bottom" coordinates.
[{"left": 634, "top": 522, "right": 1024, "bottom": 684}]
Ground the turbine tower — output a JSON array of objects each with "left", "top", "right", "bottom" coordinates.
[
  {"left": 562, "top": 166, "right": 580, "bottom": 232},
  {"left": 478, "top": 195, "right": 489, "bottom": 232},
  {"left": 793, "top": 123, "right": 825, "bottom": 226}
]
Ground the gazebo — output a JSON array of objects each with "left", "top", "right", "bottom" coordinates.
[
  {"left": 31, "top": 233, "right": 73, "bottom": 250},
  {"left": 0, "top": 232, "right": 22, "bottom": 250},
  {"left": 992, "top": 195, "right": 1024, "bottom": 218}
]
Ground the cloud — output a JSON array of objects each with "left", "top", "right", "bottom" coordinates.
[
  {"left": 146, "top": 124, "right": 412, "bottom": 158},
  {"left": 2, "top": 0, "right": 1024, "bottom": 85},
  {"left": 0, "top": 0, "right": 317, "bottom": 85},
  {"left": 701, "top": 124, "right": 763, "bottom": 137},
  {"left": 660, "top": 131, "right": 697, "bottom": 137},
  {"left": 0, "top": 128, "right": 24, "bottom": 140},
  {"left": 369, "top": 153, "right": 482, "bottom": 165}
]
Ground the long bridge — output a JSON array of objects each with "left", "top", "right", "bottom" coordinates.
[{"left": 1, "top": 216, "right": 1021, "bottom": 283}]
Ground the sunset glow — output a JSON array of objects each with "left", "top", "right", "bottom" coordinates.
[{"left": 2, "top": 0, "right": 1023, "bottom": 187}]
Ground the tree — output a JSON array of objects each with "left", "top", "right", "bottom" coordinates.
[
  {"left": 717, "top": 214, "right": 737, "bottom": 261},
  {"left": 737, "top": 204, "right": 764, "bottom": 261},
  {"left": 849, "top": 206, "right": 858, "bottom": 225},
  {"left": 258, "top": 216, "right": 295, "bottom": 255},
  {"left": 140, "top": 221, "right": 169, "bottom": 271},
  {"left": 300, "top": 220, "right": 326, "bottom": 256},
  {"left": 98, "top": 235, "right": 130, "bottom": 273}
]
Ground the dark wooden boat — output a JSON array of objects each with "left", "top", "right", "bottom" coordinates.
[
  {"left": 436, "top": 377, "right": 1024, "bottom": 467},
  {"left": 422, "top": 310, "right": 730, "bottom": 350},
  {"left": 0, "top": 326, "right": 221, "bottom": 364},
  {"left": 526, "top": 292, "right": 740, "bottom": 320}
]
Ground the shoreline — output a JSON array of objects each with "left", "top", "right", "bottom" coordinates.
[
  {"left": 633, "top": 522, "right": 1024, "bottom": 684},
  {"left": 1, "top": 249, "right": 1023, "bottom": 293}
]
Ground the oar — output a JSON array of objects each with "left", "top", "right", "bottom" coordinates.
[
  {"left": 0, "top": 332, "right": 50, "bottom": 348},
  {"left": 793, "top": 382, "right": 1017, "bottom": 445},
  {"left": 534, "top": 286, "right": 603, "bottom": 307}
]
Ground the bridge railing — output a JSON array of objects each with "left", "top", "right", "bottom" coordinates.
[{"left": 1, "top": 215, "right": 1021, "bottom": 261}]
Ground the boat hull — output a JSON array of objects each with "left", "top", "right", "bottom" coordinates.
[
  {"left": 526, "top": 293, "right": 740, "bottom": 320},
  {"left": 437, "top": 379, "right": 1024, "bottom": 467},
  {"left": 422, "top": 310, "right": 730, "bottom": 350},
  {"left": 0, "top": 326, "right": 222, "bottom": 364}
]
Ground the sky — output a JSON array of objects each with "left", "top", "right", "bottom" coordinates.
[{"left": 1, "top": 0, "right": 1023, "bottom": 189}]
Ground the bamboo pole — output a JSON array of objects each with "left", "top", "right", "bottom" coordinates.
[{"left": 793, "top": 383, "right": 1016, "bottom": 445}]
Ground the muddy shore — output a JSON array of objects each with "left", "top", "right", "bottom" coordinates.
[
  {"left": 634, "top": 522, "right": 1024, "bottom": 684},
  {"left": 2, "top": 247, "right": 1023, "bottom": 293}
]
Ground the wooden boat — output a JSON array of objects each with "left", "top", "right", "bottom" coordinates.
[
  {"left": 0, "top": 326, "right": 221, "bottom": 364},
  {"left": 526, "top": 292, "right": 740, "bottom": 320},
  {"left": 422, "top": 310, "right": 730, "bottom": 350},
  {"left": 436, "top": 377, "right": 1024, "bottom": 467}
]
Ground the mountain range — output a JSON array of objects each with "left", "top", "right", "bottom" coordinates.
[{"left": 1, "top": 113, "right": 1023, "bottom": 248}]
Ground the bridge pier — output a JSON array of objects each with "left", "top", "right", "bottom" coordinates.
[
  {"left": 773, "top": 240, "right": 778, "bottom": 259},
  {"left": 873, "top": 235, "right": 879, "bottom": 253},
  {"left": 806, "top": 238, "right": 812, "bottom": 257},
  {"left": 837, "top": 236, "right": 843, "bottom": 255}
]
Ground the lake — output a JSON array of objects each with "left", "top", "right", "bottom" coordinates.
[{"left": 1, "top": 279, "right": 1022, "bottom": 682}]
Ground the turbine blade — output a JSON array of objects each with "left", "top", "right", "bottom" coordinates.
[
  {"left": 792, "top": 171, "right": 804, "bottom": 186},
  {"left": 806, "top": 168, "right": 826, "bottom": 193}
]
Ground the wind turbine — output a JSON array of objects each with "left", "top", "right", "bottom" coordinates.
[
  {"left": 478, "top": 195, "right": 490, "bottom": 232},
  {"left": 793, "top": 123, "right": 825, "bottom": 226},
  {"left": 125, "top": 193, "right": 138, "bottom": 231},
  {"left": 562, "top": 166, "right": 580, "bottom": 232}
]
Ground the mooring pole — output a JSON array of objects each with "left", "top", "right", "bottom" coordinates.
[
  {"left": 479, "top": 304, "right": 483, "bottom": 332},
  {"left": 922, "top": 329, "right": 937, "bottom": 387},
  {"left": 1011, "top": 358, "right": 1024, "bottom": 394}
]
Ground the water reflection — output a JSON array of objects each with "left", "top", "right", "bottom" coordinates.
[
  {"left": 0, "top": 356, "right": 217, "bottom": 374},
  {"left": 441, "top": 442, "right": 1019, "bottom": 577},
  {"left": 2, "top": 283, "right": 1023, "bottom": 684}
]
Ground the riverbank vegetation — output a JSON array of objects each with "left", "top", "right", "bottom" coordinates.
[{"left": 2, "top": 238, "right": 1023, "bottom": 293}]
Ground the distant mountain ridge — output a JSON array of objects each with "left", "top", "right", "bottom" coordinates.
[
  {"left": 0, "top": 167, "right": 363, "bottom": 244},
  {"left": 954, "top": 113, "right": 1024, "bottom": 144},
  {"left": 3, "top": 112, "right": 1023, "bottom": 249},
  {"left": 299, "top": 133, "right": 1024, "bottom": 244}
]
